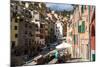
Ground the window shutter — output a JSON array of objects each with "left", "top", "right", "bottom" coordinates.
[
  {"left": 78, "top": 21, "right": 85, "bottom": 33},
  {"left": 78, "top": 25, "right": 81, "bottom": 33},
  {"left": 74, "top": 35, "right": 76, "bottom": 44},
  {"left": 81, "top": 21, "right": 85, "bottom": 32},
  {"left": 81, "top": 5, "right": 84, "bottom": 13}
]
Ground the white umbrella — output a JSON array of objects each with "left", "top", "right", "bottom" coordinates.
[{"left": 56, "top": 42, "right": 72, "bottom": 49}]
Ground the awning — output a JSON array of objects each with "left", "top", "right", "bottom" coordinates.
[{"left": 56, "top": 42, "right": 72, "bottom": 49}]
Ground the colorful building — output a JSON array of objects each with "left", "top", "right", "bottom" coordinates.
[
  {"left": 90, "top": 7, "right": 95, "bottom": 61},
  {"left": 69, "top": 5, "right": 95, "bottom": 61}
]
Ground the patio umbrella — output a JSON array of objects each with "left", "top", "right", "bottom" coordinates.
[{"left": 56, "top": 42, "right": 72, "bottom": 49}]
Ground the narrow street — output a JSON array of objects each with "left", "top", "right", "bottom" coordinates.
[
  {"left": 24, "top": 42, "right": 60, "bottom": 65},
  {"left": 24, "top": 41, "right": 89, "bottom": 65},
  {"left": 11, "top": 1, "right": 95, "bottom": 66}
]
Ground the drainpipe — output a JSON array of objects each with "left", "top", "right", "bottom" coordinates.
[{"left": 88, "top": 5, "right": 91, "bottom": 61}]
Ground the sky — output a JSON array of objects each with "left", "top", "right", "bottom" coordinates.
[{"left": 46, "top": 3, "right": 74, "bottom": 11}]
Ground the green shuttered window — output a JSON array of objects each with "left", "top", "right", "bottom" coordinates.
[
  {"left": 81, "top": 5, "right": 84, "bottom": 13},
  {"left": 73, "top": 35, "right": 78, "bottom": 44},
  {"left": 78, "top": 21, "right": 85, "bottom": 33},
  {"left": 81, "top": 21, "right": 85, "bottom": 32}
]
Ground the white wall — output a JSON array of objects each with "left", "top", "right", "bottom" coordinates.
[{"left": 55, "top": 20, "right": 63, "bottom": 39}]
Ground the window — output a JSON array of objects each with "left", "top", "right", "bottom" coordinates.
[
  {"left": 36, "top": 28, "right": 39, "bottom": 31},
  {"left": 29, "top": 39, "right": 32, "bottom": 45},
  {"left": 56, "top": 30, "right": 58, "bottom": 32},
  {"left": 84, "top": 5, "right": 87, "bottom": 9},
  {"left": 15, "top": 34, "right": 18, "bottom": 38},
  {"left": 15, "top": 18, "right": 18, "bottom": 23},
  {"left": 20, "top": 18, "right": 23, "bottom": 22},
  {"left": 25, "top": 31, "right": 27, "bottom": 34},
  {"left": 78, "top": 25, "right": 81, "bottom": 32},
  {"left": 40, "top": 29, "right": 44, "bottom": 33},
  {"left": 24, "top": 50, "right": 27, "bottom": 55},
  {"left": 35, "top": 24, "right": 38, "bottom": 28},
  {"left": 35, "top": 19, "right": 39, "bottom": 22},
  {"left": 29, "top": 25, "right": 32, "bottom": 29},
  {"left": 36, "top": 34, "right": 40, "bottom": 37},
  {"left": 81, "top": 5, "right": 84, "bottom": 13},
  {"left": 78, "top": 21, "right": 85, "bottom": 33},
  {"left": 73, "top": 35, "right": 78, "bottom": 44},
  {"left": 15, "top": 6, "right": 17, "bottom": 10},
  {"left": 34, "top": 3, "right": 38, "bottom": 6},
  {"left": 11, "top": 41, "right": 15, "bottom": 48},
  {"left": 73, "top": 35, "right": 76, "bottom": 44},
  {"left": 14, "top": 26, "right": 17, "bottom": 30},
  {"left": 29, "top": 32, "right": 32, "bottom": 36},
  {"left": 32, "top": 39, "right": 34, "bottom": 42},
  {"left": 81, "top": 21, "right": 85, "bottom": 32},
  {"left": 25, "top": 23, "right": 27, "bottom": 28},
  {"left": 25, "top": 39, "right": 28, "bottom": 45},
  {"left": 29, "top": 15, "right": 32, "bottom": 18},
  {"left": 40, "top": 24, "right": 44, "bottom": 28},
  {"left": 40, "top": 35, "right": 43, "bottom": 39}
]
